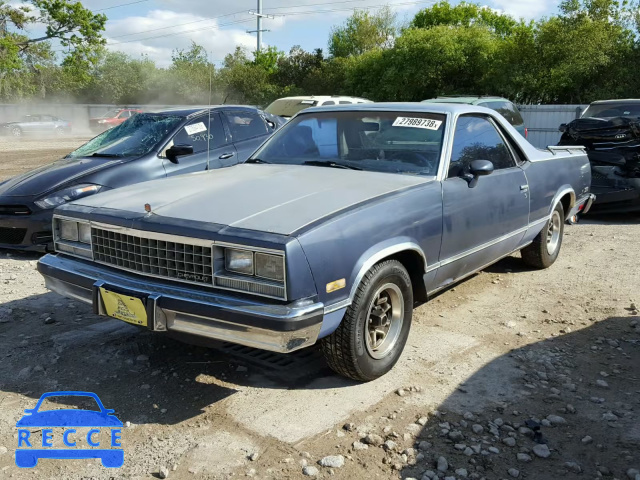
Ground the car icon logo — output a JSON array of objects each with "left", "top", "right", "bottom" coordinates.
[{"left": 15, "top": 391, "right": 123, "bottom": 468}]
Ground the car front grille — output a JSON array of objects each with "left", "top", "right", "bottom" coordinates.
[
  {"left": 0, "top": 205, "right": 31, "bottom": 216},
  {"left": 91, "top": 227, "right": 213, "bottom": 286},
  {"left": 0, "top": 227, "right": 27, "bottom": 245}
]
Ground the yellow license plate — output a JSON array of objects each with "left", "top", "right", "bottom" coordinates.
[{"left": 99, "top": 287, "right": 147, "bottom": 327}]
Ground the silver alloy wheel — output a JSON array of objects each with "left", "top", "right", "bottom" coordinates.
[
  {"left": 546, "top": 210, "right": 562, "bottom": 255},
  {"left": 364, "top": 283, "right": 404, "bottom": 360},
  {"left": 11, "top": 127, "right": 21, "bottom": 137}
]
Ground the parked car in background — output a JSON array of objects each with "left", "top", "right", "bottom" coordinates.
[
  {"left": 558, "top": 99, "right": 640, "bottom": 213},
  {"left": 422, "top": 96, "right": 527, "bottom": 138},
  {"left": 38, "top": 103, "right": 593, "bottom": 381},
  {"left": 89, "top": 108, "right": 143, "bottom": 133},
  {"left": 0, "top": 106, "right": 283, "bottom": 251},
  {"left": 1, "top": 114, "right": 72, "bottom": 137},
  {"left": 264, "top": 96, "right": 372, "bottom": 119}
]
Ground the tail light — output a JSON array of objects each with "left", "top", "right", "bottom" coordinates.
[{"left": 525, "top": 127, "right": 528, "bottom": 138}]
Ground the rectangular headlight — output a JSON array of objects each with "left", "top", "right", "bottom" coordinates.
[
  {"left": 59, "top": 220, "right": 79, "bottom": 242},
  {"left": 225, "top": 248, "right": 254, "bottom": 275},
  {"left": 255, "top": 253, "right": 284, "bottom": 282},
  {"left": 78, "top": 222, "right": 92, "bottom": 244}
]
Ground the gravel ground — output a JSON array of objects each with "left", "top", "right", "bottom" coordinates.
[
  {"left": 0, "top": 136, "right": 92, "bottom": 181},
  {"left": 0, "top": 139, "right": 638, "bottom": 480}
]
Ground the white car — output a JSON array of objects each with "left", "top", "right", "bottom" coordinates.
[{"left": 265, "top": 96, "right": 372, "bottom": 119}]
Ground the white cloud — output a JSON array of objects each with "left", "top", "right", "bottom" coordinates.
[
  {"left": 489, "top": 0, "right": 555, "bottom": 19},
  {"left": 104, "top": 10, "right": 256, "bottom": 66}
]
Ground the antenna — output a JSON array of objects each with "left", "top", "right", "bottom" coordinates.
[{"left": 206, "top": 50, "right": 213, "bottom": 171}]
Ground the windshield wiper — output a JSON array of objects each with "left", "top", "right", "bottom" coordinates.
[
  {"left": 303, "top": 160, "right": 362, "bottom": 170},
  {"left": 90, "top": 153, "right": 122, "bottom": 158},
  {"left": 245, "top": 158, "right": 271, "bottom": 164}
]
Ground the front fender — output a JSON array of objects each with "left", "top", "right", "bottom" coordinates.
[{"left": 345, "top": 237, "right": 426, "bottom": 306}]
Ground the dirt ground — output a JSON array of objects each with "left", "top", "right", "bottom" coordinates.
[
  {"left": 0, "top": 136, "right": 92, "bottom": 181},
  {"left": 0, "top": 140, "right": 638, "bottom": 480}
]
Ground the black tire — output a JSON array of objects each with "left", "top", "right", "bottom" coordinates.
[
  {"left": 11, "top": 126, "right": 22, "bottom": 137},
  {"left": 321, "top": 260, "right": 413, "bottom": 382},
  {"left": 521, "top": 202, "right": 565, "bottom": 269}
]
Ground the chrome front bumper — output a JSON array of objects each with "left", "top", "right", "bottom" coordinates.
[{"left": 38, "top": 254, "right": 324, "bottom": 353}]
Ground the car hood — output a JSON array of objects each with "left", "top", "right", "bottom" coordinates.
[
  {"left": 565, "top": 116, "right": 640, "bottom": 142},
  {"left": 0, "top": 157, "right": 124, "bottom": 198},
  {"left": 74, "top": 164, "right": 431, "bottom": 235}
]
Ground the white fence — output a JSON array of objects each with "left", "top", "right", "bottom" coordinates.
[{"left": 518, "top": 104, "right": 587, "bottom": 149}]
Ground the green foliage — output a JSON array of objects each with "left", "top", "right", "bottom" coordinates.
[
  {"left": 411, "top": 1, "right": 518, "bottom": 35},
  {"left": 2, "top": 0, "right": 640, "bottom": 106},
  {"left": 329, "top": 6, "right": 397, "bottom": 57}
]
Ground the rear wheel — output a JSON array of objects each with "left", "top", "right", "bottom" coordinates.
[
  {"left": 321, "top": 260, "right": 413, "bottom": 381},
  {"left": 521, "top": 202, "right": 564, "bottom": 269}
]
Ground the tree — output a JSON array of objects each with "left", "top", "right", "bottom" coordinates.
[
  {"left": 274, "top": 46, "right": 324, "bottom": 88},
  {"left": 411, "top": 1, "right": 517, "bottom": 35},
  {"left": 329, "top": 6, "right": 397, "bottom": 58},
  {"left": 167, "top": 42, "right": 214, "bottom": 104},
  {"left": 0, "top": 0, "right": 106, "bottom": 99}
]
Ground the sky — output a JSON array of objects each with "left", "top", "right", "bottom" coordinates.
[{"left": 53, "top": 0, "right": 559, "bottom": 67}]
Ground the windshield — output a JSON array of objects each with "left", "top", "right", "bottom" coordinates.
[
  {"left": 582, "top": 103, "right": 640, "bottom": 119},
  {"left": 265, "top": 99, "right": 318, "bottom": 118},
  {"left": 252, "top": 111, "right": 446, "bottom": 176},
  {"left": 101, "top": 109, "right": 121, "bottom": 118},
  {"left": 68, "top": 113, "right": 184, "bottom": 158}
]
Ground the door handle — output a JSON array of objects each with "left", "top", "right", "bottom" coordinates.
[
  {"left": 219, "top": 153, "right": 235, "bottom": 160},
  {"left": 520, "top": 185, "right": 529, "bottom": 191}
]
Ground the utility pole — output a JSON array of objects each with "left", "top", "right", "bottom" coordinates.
[{"left": 247, "top": 0, "right": 274, "bottom": 52}]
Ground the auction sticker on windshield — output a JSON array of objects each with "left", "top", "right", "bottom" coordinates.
[
  {"left": 184, "top": 122, "right": 207, "bottom": 135},
  {"left": 393, "top": 117, "right": 442, "bottom": 130}
]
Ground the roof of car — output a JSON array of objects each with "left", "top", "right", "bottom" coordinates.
[
  {"left": 142, "top": 105, "right": 261, "bottom": 117},
  {"left": 422, "top": 95, "right": 509, "bottom": 104},
  {"left": 589, "top": 99, "right": 640, "bottom": 105},
  {"left": 273, "top": 96, "right": 372, "bottom": 102},
  {"left": 302, "top": 102, "right": 492, "bottom": 116}
]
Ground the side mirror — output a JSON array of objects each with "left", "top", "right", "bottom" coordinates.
[
  {"left": 462, "top": 160, "right": 494, "bottom": 188},
  {"left": 166, "top": 144, "right": 193, "bottom": 163},
  {"left": 559, "top": 123, "right": 567, "bottom": 132}
]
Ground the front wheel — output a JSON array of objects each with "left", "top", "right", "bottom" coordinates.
[
  {"left": 521, "top": 202, "right": 565, "bottom": 269},
  {"left": 11, "top": 126, "right": 22, "bottom": 137},
  {"left": 321, "top": 260, "right": 413, "bottom": 381}
]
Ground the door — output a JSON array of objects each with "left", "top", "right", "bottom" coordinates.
[
  {"left": 161, "top": 113, "right": 234, "bottom": 176},
  {"left": 21, "top": 115, "right": 41, "bottom": 134},
  {"left": 222, "top": 110, "right": 274, "bottom": 162},
  {"left": 434, "top": 115, "right": 530, "bottom": 287}
]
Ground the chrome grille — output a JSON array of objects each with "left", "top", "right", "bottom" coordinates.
[{"left": 92, "top": 227, "right": 213, "bottom": 286}]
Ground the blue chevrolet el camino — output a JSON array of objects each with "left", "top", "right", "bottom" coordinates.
[{"left": 37, "top": 103, "right": 595, "bottom": 381}]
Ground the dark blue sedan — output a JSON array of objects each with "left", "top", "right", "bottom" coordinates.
[{"left": 0, "top": 106, "right": 283, "bottom": 251}]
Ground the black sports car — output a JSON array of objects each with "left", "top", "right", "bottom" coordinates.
[
  {"left": 0, "top": 106, "right": 284, "bottom": 251},
  {"left": 558, "top": 99, "right": 640, "bottom": 213}
]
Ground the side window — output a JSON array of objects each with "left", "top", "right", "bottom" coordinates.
[
  {"left": 118, "top": 111, "right": 130, "bottom": 119},
  {"left": 448, "top": 116, "right": 515, "bottom": 178},
  {"left": 225, "top": 111, "right": 269, "bottom": 142},
  {"left": 322, "top": 101, "right": 335, "bottom": 106},
  {"left": 166, "top": 114, "right": 226, "bottom": 155},
  {"left": 41, "top": 115, "right": 53, "bottom": 122},
  {"left": 338, "top": 100, "right": 352, "bottom": 105}
]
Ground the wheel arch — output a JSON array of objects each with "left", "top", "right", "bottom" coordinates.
[
  {"left": 549, "top": 186, "right": 575, "bottom": 220},
  {"left": 348, "top": 240, "right": 427, "bottom": 305}
]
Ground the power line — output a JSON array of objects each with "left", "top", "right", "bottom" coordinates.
[
  {"left": 108, "top": 10, "right": 247, "bottom": 39},
  {"left": 53, "top": 0, "right": 434, "bottom": 52},
  {"left": 95, "top": 0, "right": 150, "bottom": 12}
]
